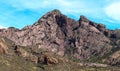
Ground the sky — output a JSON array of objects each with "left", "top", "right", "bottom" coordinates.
[{"left": 0, "top": 0, "right": 120, "bottom": 30}]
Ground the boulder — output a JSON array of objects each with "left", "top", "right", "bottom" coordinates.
[{"left": 38, "top": 54, "right": 58, "bottom": 65}]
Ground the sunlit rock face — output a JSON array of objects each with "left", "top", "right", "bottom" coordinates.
[{"left": 0, "top": 37, "right": 8, "bottom": 54}]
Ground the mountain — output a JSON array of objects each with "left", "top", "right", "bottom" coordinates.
[{"left": 0, "top": 9, "right": 120, "bottom": 71}]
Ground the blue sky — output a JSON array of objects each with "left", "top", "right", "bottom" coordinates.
[{"left": 0, "top": 0, "right": 120, "bottom": 29}]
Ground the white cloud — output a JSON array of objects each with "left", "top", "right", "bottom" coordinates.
[
  {"left": 0, "top": 25, "right": 7, "bottom": 29},
  {"left": 105, "top": 2, "right": 120, "bottom": 22}
]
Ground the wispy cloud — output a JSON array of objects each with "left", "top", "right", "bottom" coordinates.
[
  {"left": 105, "top": 1, "right": 120, "bottom": 23},
  {"left": 1, "top": 0, "right": 103, "bottom": 13},
  {"left": 0, "top": 25, "right": 7, "bottom": 29},
  {"left": 0, "top": 0, "right": 120, "bottom": 29}
]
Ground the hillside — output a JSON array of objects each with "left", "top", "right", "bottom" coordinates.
[{"left": 0, "top": 9, "right": 120, "bottom": 71}]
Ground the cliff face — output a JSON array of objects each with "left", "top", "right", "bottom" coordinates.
[{"left": 0, "top": 9, "right": 120, "bottom": 61}]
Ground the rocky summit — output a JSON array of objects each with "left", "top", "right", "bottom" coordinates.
[{"left": 0, "top": 9, "right": 120, "bottom": 71}]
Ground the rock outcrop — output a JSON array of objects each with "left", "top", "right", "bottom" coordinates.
[
  {"left": 38, "top": 54, "right": 58, "bottom": 65},
  {"left": 14, "top": 45, "right": 58, "bottom": 65},
  {"left": 104, "top": 50, "right": 120, "bottom": 66},
  {"left": 0, "top": 37, "right": 8, "bottom": 54}
]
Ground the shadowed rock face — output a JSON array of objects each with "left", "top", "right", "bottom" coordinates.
[{"left": 0, "top": 9, "right": 119, "bottom": 60}]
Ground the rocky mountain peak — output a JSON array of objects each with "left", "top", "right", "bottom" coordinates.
[
  {"left": 0, "top": 10, "right": 120, "bottom": 61},
  {"left": 48, "top": 9, "right": 62, "bottom": 15},
  {"left": 42, "top": 9, "right": 62, "bottom": 19},
  {"left": 34, "top": 9, "right": 62, "bottom": 26},
  {"left": 78, "top": 15, "right": 90, "bottom": 27},
  {"left": 79, "top": 15, "right": 89, "bottom": 23}
]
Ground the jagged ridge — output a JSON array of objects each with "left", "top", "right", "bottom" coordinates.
[{"left": 0, "top": 9, "right": 120, "bottom": 62}]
